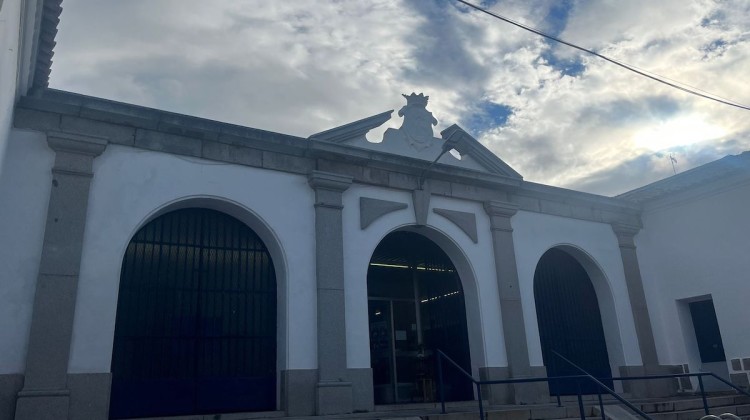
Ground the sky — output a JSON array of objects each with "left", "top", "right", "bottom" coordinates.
[{"left": 50, "top": 0, "right": 750, "bottom": 196}]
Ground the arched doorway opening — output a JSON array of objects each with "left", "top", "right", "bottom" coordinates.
[
  {"left": 534, "top": 247, "right": 613, "bottom": 395},
  {"left": 109, "top": 208, "right": 277, "bottom": 419},
  {"left": 367, "top": 231, "right": 473, "bottom": 404}
]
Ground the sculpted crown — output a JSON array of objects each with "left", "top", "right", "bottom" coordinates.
[{"left": 402, "top": 92, "right": 429, "bottom": 107}]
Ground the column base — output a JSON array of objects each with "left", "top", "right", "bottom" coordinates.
[
  {"left": 349, "top": 368, "right": 374, "bottom": 412},
  {"left": 316, "top": 380, "right": 353, "bottom": 415},
  {"left": 67, "top": 373, "right": 111, "bottom": 420},
  {"left": 479, "top": 367, "right": 512, "bottom": 405},
  {"left": 619, "top": 365, "right": 680, "bottom": 398},
  {"left": 0, "top": 374, "right": 24, "bottom": 420},
  {"left": 479, "top": 366, "right": 549, "bottom": 405},
  {"left": 281, "top": 369, "right": 317, "bottom": 416},
  {"left": 15, "top": 389, "right": 70, "bottom": 420}
]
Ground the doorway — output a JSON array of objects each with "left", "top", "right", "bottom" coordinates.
[
  {"left": 689, "top": 298, "right": 729, "bottom": 390},
  {"left": 367, "top": 231, "right": 473, "bottom": 404},
  {"left": 109, "top": 208, "right": 277, "bottom": 419},
  {"left": 534, "top": 248, "right": 613, "bottom": 395}
]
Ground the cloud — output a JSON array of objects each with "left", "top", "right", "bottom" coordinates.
[{"left": 50, "top": 0, "right": 750, "bottom": 196}]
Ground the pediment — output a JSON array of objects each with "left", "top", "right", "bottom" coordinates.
[{"left": 308, "top": 94, "right": 521, "bottom": 179}]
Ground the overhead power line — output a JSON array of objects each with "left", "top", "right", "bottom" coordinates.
[{"left": 456, "top": 0, "right": 750, "bottom": 112}]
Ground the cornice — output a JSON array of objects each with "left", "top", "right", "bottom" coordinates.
[
  {"left": 308, "top": 110, "right": 393, "bottom": 143},
  {"left": 16, "top": 89, "right": 644, "bottom": 226}
]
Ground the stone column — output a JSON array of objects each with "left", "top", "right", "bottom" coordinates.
[
  {"left": 308, "top": 171, "right": 354, "bottom": 415},
  {"left": 15, "top": 132, "right": 107, "bottom": 420},
  {"left": 483, "top": 201, "right": 547, "bottom": 404},
  {"left": 611, "top": 223, "right": 677, "bottom": 397}
]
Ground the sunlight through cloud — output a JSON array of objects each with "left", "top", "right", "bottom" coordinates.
[{"left": 633, "top": 118, "right": 727, "bottom": 152}]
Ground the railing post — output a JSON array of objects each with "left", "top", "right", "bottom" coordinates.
[
  {"left": 477, "top": 382, "right": 485, "bottom": 420},
  {"left": 598, "top": 384, "right": 605, "bottom": 420},
  {"left": 577, "top": 379, "right": 586, "bottom": 420},
  {"left": 556, "top": 379, "right": 562, "bottom": 407},
  {"left": 438, "top": 351, "right": 446, "bottom": 414},
  {"left": 698, "top": 375, "right": 709, "bottom": 416}
]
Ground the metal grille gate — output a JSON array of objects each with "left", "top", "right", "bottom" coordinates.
[
  {"left": 110, "top": 208, "right": 277, "bottom": 419},
  {"left": 534, "top": 248, "right": 613, "bottom": 395}
]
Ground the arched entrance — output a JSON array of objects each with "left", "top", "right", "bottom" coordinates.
[
  {"left": 534, "top": 248, "right": 613, "bottom": 395},
  {"left": 367, "top": 231, "right": 473, "bottom": 404},
  {"left": 109, "top": 208, "right": 277, "bottom": 419}
]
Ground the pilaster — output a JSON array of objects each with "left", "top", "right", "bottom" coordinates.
[
  {"left": 308, "top": 170, "right": 355, "bottom": 415},
  {"left": 611, "top": 223, "right": 677, "bottom": 397},
  {"left": 15, "top": 132, "right": 107, "bottom": 420},
  {"left": 483, "top": 201, "right": 546, "bottom": 403}
]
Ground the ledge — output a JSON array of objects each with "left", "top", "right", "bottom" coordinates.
[{"left": 15, "top": 89, "right": 644, "bottom": 225}]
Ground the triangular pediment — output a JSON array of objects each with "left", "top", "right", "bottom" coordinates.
[{"left": 308, "top": 94, "right": 521, "bottom": 179}]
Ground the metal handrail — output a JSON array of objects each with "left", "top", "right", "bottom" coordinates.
[
  {"left": 550, "top": 350, "right": 652, "bottom": 420},
  {"left": 435, "top": 349, "right": 750, "bottom": 420}
]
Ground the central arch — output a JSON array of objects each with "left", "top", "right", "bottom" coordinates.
[
  {"left": 367, "top": 230, "right": 474, "bottom": 404},
  {"left": 109, "top": 208, "right": 278, "bottom": 419}
]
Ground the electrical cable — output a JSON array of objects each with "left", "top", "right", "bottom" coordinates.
[{"left": 456, "top": 0, "right": 750, "bottom": 112}]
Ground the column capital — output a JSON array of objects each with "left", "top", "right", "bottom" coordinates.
[
  {"left": 484, "top": 201, "right": 519, "bottom": 232},
  {"left": 308, "top": 170, "right": 353, "bottom": 192},
  {"left": 47, "top": 132, "right": 108, "bottom": 177},
  {"left": 611, "top": 222, "right": 642, "bottom": 249},
  {"left": 48, "top": 131, "right": 108, "bottom": 156},
  {"left": 483, "top": 200, "right": 519, "bottom": 218}
]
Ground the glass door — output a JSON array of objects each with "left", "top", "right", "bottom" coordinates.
[{"left": 392, "top": 300, "right": 419, "bottom": 402}]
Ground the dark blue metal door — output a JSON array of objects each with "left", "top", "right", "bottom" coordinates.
[
  {"left": 110, "top": 208, "right": 276, "bottom": 419},
  {"left": 534, "top": 248, "right": 613, "bottom": 395}
]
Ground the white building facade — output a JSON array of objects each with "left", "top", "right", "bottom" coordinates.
[{"left": 0, "top": 1, "right": 748, "bottom": 419}]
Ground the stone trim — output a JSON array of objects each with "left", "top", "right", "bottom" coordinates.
[
  {"left": 611, "top": 222, "right": 642, "bottom": 249},
  {"left": 308, "top": 171, "right": 353, "bottom": 415},
  {"left": 484, "top": 200, "right": 519, "bottom": 232},
  {"left": 15, "top": 90, "right": 644, "bottom": 227},
  {"left": 441, "top": 124, "right": 522, "bottom": 179},
  {"left": 432, "top": 208, "right": 478, "bottom": 243},
  {"left": 619, "top": 365, "right": 679, "bottom": 397},
  {"left": 309, "top": 110, "right": 393, "bottom": 143},
  {"left": 15, "top": 133, "right": 107, "bottom": 420},
  {"left": 483, "top": 200, "right": 539, "bottom": 404},
  {"left": 412, "top": 189, "right": 430, "bottom": 226},
  {"left": 308, "top": 170, "right": 354, "bottom": 193},
  {"left": 610, "top": 224, "right": 661, "bottom": 374},
  {"left": 359, "top": 197, "right": 407, "bottom": 229}
]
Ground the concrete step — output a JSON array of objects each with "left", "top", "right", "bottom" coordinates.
[
  {"left": 634, "top": 396, "right": 750, "bottom": 414},
  {"left": 415, "top": 395, "right": 750, "bottom": 420}
]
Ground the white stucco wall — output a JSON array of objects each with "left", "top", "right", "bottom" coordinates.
[
  {"left": 0, "top": 0, "right": 23, "bottom": 175},
  {"left": 511, "top": 211, "right": 644, "bottom": 374},
  {"left": 342, "top": 187, "right": 507, "bottom": 376},
  {"left": 0, "top": 129, "right": 54, "bottom": 373},
  {"left": 68, "top": 145, "right": 318, "bottom": 374},
  {"left": 636, "top": 179, "right": 750, "bottom": 372}
]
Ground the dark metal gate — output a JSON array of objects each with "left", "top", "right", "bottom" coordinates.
[
  {"left": 534, "top": 248, "right": 613, "bottom": 395},
  {"left": 110, "top": 208, "right": 277, "bottom": 419}
]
